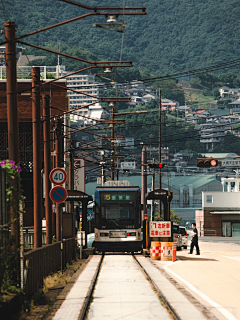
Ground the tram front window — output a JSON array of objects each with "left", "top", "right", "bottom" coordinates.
[{"left": 101, "top": 205, "right": 135, "bottom": 228}]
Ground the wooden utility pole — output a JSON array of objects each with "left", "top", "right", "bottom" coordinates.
[
  {"left": 43, "top": 94, "right": 52, "bottom": 244},
  {"left": 5, "top": 20, "right": 20, "bottom": 284},
  {"left": 158, "top": 89, "right": 162, "bottom": 217},
  {"left": 32, "top": 67, "right": 42, "bottom": 248}
]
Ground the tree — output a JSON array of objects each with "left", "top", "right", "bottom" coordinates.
[
  {"left": 170, "top": 210, "right": 183, "bottom": 224},
  {"left": 154, "top": 210, "right": 183, "bottom": 223}
]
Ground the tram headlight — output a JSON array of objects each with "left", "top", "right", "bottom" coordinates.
[{"left": 127, "top": 232, "right": 136, "bottom": 236}]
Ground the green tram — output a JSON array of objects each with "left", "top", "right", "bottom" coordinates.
[{"left": 93, "top": 182, "right": 142, "bottom": 253}]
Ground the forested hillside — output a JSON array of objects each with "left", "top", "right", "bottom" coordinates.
[{"left": 0, "top": 0, "right": 240, "bottom": 75}]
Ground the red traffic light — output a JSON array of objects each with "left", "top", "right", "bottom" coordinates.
[
  {"left": 196, "top": 159, "right": 219, "bottom": 168},
  {"left": 148, "top": 163, "right": 165, "bottom": 169},
  {"left": 210, "top": 159, "right": 217, "bottom": 167}
]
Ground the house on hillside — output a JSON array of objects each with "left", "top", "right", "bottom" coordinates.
[
  {"left": 219, "top": 86, "right": 230, "bottom": 98},
  {"left": 142, "top": 94, "right": 156, "bottom": 103}
]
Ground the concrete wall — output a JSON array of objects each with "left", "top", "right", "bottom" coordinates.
[{"left": 203, "top": 191, "right": 240, "bottom": 210}]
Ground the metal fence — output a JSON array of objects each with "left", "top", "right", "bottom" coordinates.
[
  {"left": 23, "top": 228, "right": 46, "bottom": 249},
  {"left": 23, "top": 237, "right": 76, "bottom": 295}
]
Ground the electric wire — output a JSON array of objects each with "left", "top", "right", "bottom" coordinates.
[{"left": 0, "top": 0, "right": 11, "bottom": 21}]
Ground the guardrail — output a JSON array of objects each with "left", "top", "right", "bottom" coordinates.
[{"left": 23, "top": 237, "right": 76, "bottom": 295}]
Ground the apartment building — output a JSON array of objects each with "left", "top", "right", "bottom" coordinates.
[{"left": 67, "top": 74, "right": 105, "bottom": 111}]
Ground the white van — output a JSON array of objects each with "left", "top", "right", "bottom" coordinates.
[
  {"left": 179, "top": 226, "right": 188, "bottom": 249},
  {"left": 173, "top": 223, "right": 181, "bottom": 250}
]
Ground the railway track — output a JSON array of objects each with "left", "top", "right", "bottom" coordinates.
[{"left": 80, "top": 253, "right": 181, "bottom": 320}]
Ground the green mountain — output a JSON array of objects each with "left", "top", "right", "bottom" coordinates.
[{"left": 0, "top": 0, "right": 240, "bottom": 74}]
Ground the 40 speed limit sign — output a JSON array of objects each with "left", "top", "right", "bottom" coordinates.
[{"left": 49, "top": 168, "right": 67, "bottom": 185}]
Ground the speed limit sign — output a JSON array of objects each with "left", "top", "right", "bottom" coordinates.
[{"left": 50, "top": 168, "right": 67, "bottom": 185}]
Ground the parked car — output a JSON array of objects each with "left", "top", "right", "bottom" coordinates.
[
  {"left": 173, "top": 223, "right": 182, "bottom": 250},
  {"left": 179, "top": 226, "right": 188, "bottom": 249}
]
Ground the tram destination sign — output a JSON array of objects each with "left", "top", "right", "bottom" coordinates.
[{"left": 104, "top": 194, "right": 132, "bottom": 201}]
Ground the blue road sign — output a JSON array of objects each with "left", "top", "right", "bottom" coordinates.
[{"left": 50, "top": 186, "right": 67, "bottom": 203}]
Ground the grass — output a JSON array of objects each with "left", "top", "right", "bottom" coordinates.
[{"left": 185, "top": 91, "right": 215, "bottom": 110}]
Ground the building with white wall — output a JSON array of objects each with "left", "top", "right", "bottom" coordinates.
[
  {"left": 67, "top": 74, "right": 105, "bottom": 111},
  {"left": 196, "top": 176, "right": 240, "bottom": 237}
]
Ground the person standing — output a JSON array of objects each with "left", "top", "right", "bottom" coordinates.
[{"left": 188, "top": 222, "right": 200, "bottom": 255}]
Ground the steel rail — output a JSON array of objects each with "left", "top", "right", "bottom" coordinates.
[
  {"left": 132, "top": 255, "right": 181, "bottom": 320},
  {"left": 79, "top": 254, "right": 104, "bottom": 320}
]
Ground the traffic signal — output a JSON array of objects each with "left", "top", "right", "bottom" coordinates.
[
  {"left": 196, "top": 159, "right": 219, "bottom": 168},
  {"left": 148, "top": 163, "right": 165, "bottom": 169}
]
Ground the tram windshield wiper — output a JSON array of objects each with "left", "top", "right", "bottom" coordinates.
[{"left": 109, "top": 219, "right": 119, "bottom": 226}]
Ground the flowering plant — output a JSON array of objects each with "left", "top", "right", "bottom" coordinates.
[
  {"left": 0, "top": 160, "right": 25, "bottom": 208},
  {"left": 0, "top": 160, "right": 25, "bottom": 293}
]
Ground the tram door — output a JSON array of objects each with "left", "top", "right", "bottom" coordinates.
[
  {"left": 232, "top": 223, "right": 240, "bottom": 237},
  {"left": 222, "top": 222, "right": 231, "bottom": 237}
]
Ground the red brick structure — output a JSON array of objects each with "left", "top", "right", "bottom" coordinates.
[
  {"left": 0, "top": 79, "right": 67, "bottom": 226},
  {"left": 195, "top": 210, "right": 222, "bottom": 236}
]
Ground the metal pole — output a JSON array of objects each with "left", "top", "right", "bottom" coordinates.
[
  {"left": 55, "top": 119, "right": 63, "bottom": 241},
  {"left": 32, "top": 67, "right": 42, "bottom": 248},
  {"left": 43, "top": 94, "right": 52, "bottom": 244},
  {"left": 158, "top": 89, "right": 162, "bottom": 218},
  {"left": 141, "top": 146, "right": 147, "bottom": 222},
  {"left": 82, "top": 199, "right": 88, "bottom": 249},
  {"left": 5, "top": 21, "right": 20, "bottom": 284}
]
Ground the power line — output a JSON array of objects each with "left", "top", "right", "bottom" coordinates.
[{"left": 0, "top": 0, "right": 11, "bottom": 21}]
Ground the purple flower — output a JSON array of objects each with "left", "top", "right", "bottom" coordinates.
[
  {"left": 0, "top": 160, "right": 6, "bottom": 167},
  {"left": 17, "top": 166, "right": 22, "bottom": 172},
  {"left": 12, "top": 164, "right": 16, "bottom": 169},
  {"left": 8, "top": 160, "right": 15, "bottom": 165}
]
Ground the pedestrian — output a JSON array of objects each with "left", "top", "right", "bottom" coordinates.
[{"left": 188, "top": 222, "right": 200, "bottom": 255}]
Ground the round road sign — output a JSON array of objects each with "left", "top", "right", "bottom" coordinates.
[
  {"left": 50, "top": 168, "right": 67, "bottom": 185},
  {"left": 50, "top": 186, "right": 67, "bottom": 203}
]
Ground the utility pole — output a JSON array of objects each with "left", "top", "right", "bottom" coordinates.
[
  {"left": 32, "top": 67, "right": 42, "bottom": 248},
  {"left": 55, "top": 118, "right": 63, "bottom": 241},
  {"left": 5, "top": 20, "right": 20, "bottom": 285},
  {"left": 158, "top": 89, "right": 162, "bottom": 218},
  {"left": 141, "top": 146, "right": 147, "bottom": 222},
  {"left": 151, "top": 158, "right": 155, "bottom": 221},
  {"left": 43, "top": 94, "right": 52, "bottom": 244},
  {"left": 110, "top": 102, "right": 115, "bottom": 180}
]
